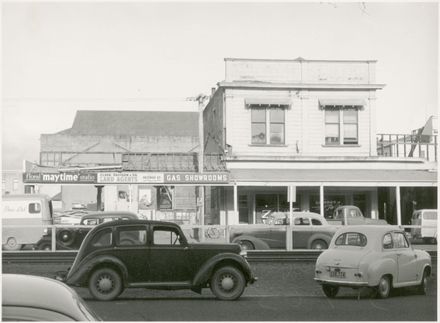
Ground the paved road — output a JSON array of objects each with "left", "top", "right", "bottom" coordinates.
[
  {"left": 3, "top": 260, "right": 437, "bottom": 321},
  {"left": 85, "top": 289, "right": 437, "bottom": 321}
]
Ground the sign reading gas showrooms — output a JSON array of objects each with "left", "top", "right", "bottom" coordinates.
[
  {"left": 24, "top": 171, "right": 229, "bottom": 184},
  {"left": 164, "top": 173, "right": 229, "bottom": 184},
  {"left": 23, "top": 172, "right": 97, "bottom": 184}
]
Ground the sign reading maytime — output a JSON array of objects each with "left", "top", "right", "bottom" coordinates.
[{"left": 23, "top": 172, "right": 97, "bottom": 183}]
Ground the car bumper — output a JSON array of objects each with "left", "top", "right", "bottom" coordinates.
[{"left": 314, "top": 278, "right": 369, "bottom": 287}]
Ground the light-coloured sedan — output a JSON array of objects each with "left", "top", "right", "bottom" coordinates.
[
  {"left": 314, "top": 225, "right": 432, "bottom": 299},
  {"left": 231, "top": 212, "right": 337, "bottom": 250},
  {"left": 2, "top": 274, "right": 100, "bottom": 321}
]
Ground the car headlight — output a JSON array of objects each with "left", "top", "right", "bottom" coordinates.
[
  {"left": 240, "top": 250, "right": 248, "bottom": 258},
  {"left": 43, "top": 228, "right": 48, "bottom": 235}
]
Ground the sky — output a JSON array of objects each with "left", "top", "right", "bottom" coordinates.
[{"left": 1, "top": 1, "right": 438, "bottom": 170}]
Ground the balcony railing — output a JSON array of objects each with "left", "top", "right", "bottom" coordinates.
[{"left": 377, "top": 134, "right": 438, "bottom": 162}]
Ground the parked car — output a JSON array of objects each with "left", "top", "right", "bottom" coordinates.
[
  {"left": 36, "top": 211, "right": 139, "bottom": 250},
  {"left": 410, "top": 209, "right": 437, "bottom": 244},
  {"left": 230, "top": 212, "right": 338, "bottom": 250},
  {"left": 314, "top": 225, "right": 431, "bottom": 299},
  {"left": 2, "top": 274, "right": 100, "bottom": 321},
  {"left": 58, "top": 220, "right": 257, "bottom": 301},
  {"left": 328, "top": 205, "right": 388, "bottom": 225}
]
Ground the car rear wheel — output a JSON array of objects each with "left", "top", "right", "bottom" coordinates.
[
  {"left": 322, "top": 284, "right": 339, "bottom": 298},
  {"left": 89, "top": 267, "right": 123, "bottom": 301},
  {"left": 311, "top": 239, "right": 328, "bottom": 250},
  {"left": 417, "top": 269, "right": 429, "bottom": 295},
  {"left": 210, "top": 266, "right": 246, "bottom": 301},
  {"left": 238, "top": 240, "right": 255, "bottom": 251},
  {"left": 376, "top": 275, "right": 391, "bottom": 299},
  {"left": 2, "top": 237, "right": 23, "bottom": 251}
]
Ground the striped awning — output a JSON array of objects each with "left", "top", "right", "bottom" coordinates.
[
  {"left": 245, "top": 98, "right": 291, "bottom": 108},
  {"left": 319, "top": 99, "right": 365, "bottom": 108}
]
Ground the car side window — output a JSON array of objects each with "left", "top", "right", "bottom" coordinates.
[
  {"left": 383, "top": 233, "right": 393, "bottom": 249},
  {"left": 294, "top": 217, "right": 310, "bottom": 225},
  {"left": 392, "top": 232, "right": 409, "bottom": 248},
  {"left": 117, "top": 226, "right": 147, "bottom": 246},
  {"left": 153, "top": 227, "right": 182, "bottom": 245},
  {"left": 90, "top": 228, "right": 112, "bottom": 247},
  {"left": 311, "top": 219, "right": 322, "bottom": 225}
]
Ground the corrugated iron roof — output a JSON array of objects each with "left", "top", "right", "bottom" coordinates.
[{"left": 65, "top": 110, "right": 199, "bottom": 137}]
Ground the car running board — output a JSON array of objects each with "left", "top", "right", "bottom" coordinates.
[{"left": 129, "top": 281, "right": 192, "bottom": 289}]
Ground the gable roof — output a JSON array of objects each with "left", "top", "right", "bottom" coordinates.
[{"left": 63, "top": 110, "right": 199, "bottom": 137}]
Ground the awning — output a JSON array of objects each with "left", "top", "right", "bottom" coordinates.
[
  {"left": 245, "top": 98, "right": 291, "bottom": 108},
  {"left": 229, "top": 169, "right": 437, "bottom": 185},
  {"left": 319, "top": 99, "right": 365, "bottom": 108}
]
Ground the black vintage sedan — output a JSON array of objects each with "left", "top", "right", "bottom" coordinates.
[
  {"left": 59, "top": 220, "right": 257, "bottom": 301},
  {"left": 36, "top": 211, "right": 139, "bottom": 250}
]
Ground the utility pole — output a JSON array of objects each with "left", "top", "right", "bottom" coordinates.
[{"left": 195, "top": 94, "right": 209, "bottom": 239}]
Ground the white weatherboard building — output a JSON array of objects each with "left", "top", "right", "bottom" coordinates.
[{"left": 203, "top": 58, "right": 437, "bottom": 226}]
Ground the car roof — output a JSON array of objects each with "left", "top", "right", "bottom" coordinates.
[
  {"left": 81, "top": 211, "right": 139, "bottom": 219},
  {"left": 2, "top": 194, "right": 50, "bottom": 200},
  {"left": 89, "top": 219, "right": 180, "bottom": 229},
  {"left": 2, "top": 274, "right": 91, "bottom": 320}
]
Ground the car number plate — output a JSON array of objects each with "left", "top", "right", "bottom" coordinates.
[{"left": 329, "top": 269, "right": 345, "bottom": 278}]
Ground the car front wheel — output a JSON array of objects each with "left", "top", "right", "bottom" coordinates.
[
  {"left": 376, "top": 275, "right": 391, "bottom": 299},
  {"left": 2, "top": 237, "right": 23, "bottom": 251},
  {"left": 89, "top": 267, "right": 123, "bottom": 301},
  {"left": 210, "top": 266, "right": 246, "bottom": 301},
  {"left": 322, "top": 284, "right": 339, "bottom": 298}
]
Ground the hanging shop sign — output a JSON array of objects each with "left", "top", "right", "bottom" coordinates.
[
  {"left": 23, "top": 172, "right": 97, "bottom": 184},
  {"left": 164, "top": 172, "right": 229, "bottom": 184},
  {"left": 97, "top": 172, "right": 164, "bottom": 184}
]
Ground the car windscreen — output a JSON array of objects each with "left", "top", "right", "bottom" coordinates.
[{"left": 334, "top": 232, "right": 367, "bottom": 247}]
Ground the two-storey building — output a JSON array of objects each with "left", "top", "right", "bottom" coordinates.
[{"left": 203, "top": 58, "right": 437, "bottom": 226}]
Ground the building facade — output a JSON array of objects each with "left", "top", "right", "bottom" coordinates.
[
  {"left": 34, "top": 110, "right": 208, "bottom": 222},
  {"left": 203, "top": 58, "right": 437, "bottom": 226}
]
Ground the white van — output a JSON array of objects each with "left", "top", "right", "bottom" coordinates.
[
  {"left": 2, "top": 194, "right": 53, "bottom": 250},
  {"left": 410, "top": 209, "right": 437, "bottom": 244}
]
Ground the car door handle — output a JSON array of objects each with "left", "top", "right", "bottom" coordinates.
[{"left": 414, "top": 254, "right": 418, "bottom": 258}]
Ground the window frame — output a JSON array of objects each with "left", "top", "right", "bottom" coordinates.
[
  {"left": 251, "top": 106, "right": 286, "bottom": 145},
  {"left": 324, "top": 107, "right": 359, "bottom": 146}
]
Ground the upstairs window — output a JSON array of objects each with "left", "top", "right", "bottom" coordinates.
[
  {"left": 321, "top": 99, "right": 363, "bottom": 146},
  {"left": 248, "top": 100, "right": 289, "bottom": 145}
]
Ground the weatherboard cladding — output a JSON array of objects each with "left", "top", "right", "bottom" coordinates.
[{"left": 68, "top": 111, "right": 199, "bottom": 137}]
